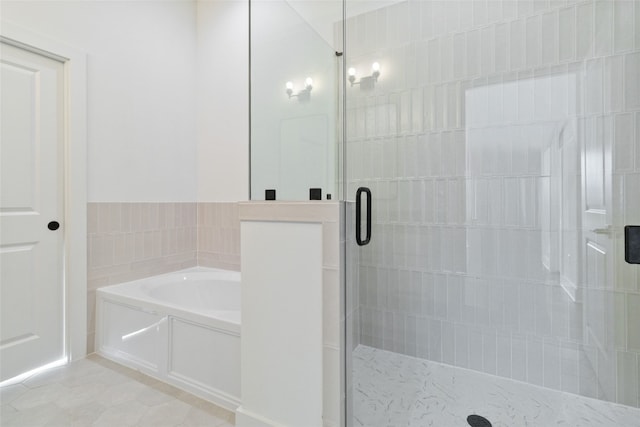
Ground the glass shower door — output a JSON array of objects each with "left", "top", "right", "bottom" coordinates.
[{"left": 343, "top": 1, "right": 640, "bottom": 425}]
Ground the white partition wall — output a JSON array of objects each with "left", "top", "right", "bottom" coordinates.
[{"left": 238, "top": 202, "right": 341, "bottom": 427}]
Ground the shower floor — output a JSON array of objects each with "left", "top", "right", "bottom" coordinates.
[{"left": 352, "top": 345, "right": 640, "bottom": 427}]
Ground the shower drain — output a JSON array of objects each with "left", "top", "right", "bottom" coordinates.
[{"left": 467, "top": 414, "right": 492, "bottom": 427}]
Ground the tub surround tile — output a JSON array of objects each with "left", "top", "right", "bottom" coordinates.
[
  {"left": 197, "top": 202, "right": 240, "bottom": 271},
  {"left": 87, "top": 201, "right": 242, "bottom": 354}
]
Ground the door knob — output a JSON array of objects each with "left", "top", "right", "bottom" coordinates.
[{"left": 48, "top": 221, "right": 60, "bottom": 231}]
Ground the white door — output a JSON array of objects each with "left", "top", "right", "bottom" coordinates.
[{"left": 0, "top": 41, "right": 65, "bottom": 381}]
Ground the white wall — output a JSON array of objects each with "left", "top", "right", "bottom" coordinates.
[
  {"left": 196, "top": 0, "right": 249, "bottom": 202},
  {"left": 2, "top": 0, "right": 199, "bottom": 202}
]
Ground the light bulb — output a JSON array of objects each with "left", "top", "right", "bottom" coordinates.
[
  {"left": 372, "top": 62, "right": 380, "bottom": 72},
  {"left": 285, "top": 81, "right": 293, "bottom": 90},
  {"left": 348, "top": 67, "right": 356, "bottom": 77},
  {"left": 305, "top": 77, "right": 313, "bottom": 88}
]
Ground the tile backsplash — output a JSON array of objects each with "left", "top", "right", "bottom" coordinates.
[
  {"left": 87, "top": 202, "right": 240, "bottom": 353},
  {"left": 198, "top": 202, "right": 241, "bottom": 271}
]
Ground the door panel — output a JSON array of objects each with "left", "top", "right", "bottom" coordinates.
[{"left": 0, "top": 42, "right": 65, "bottom": 381}]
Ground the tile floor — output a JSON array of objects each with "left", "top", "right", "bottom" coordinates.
[
  {"left": 0, "top": 354, "right": 235, "bottom": 427},
  {"left": 352, "top": 345, "right": 640, "bottom": 427}
]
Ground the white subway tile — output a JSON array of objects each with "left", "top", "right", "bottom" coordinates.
[
  {"left": 503, "top": 281, "right": 520, "bottom": 331},
  {"left": 412, "top": 89, "right": 423, "bottom": 134},
  {"left": 455, "top": 324, "right": 469, "bottom": 368},
  {"left": 541, "top": 11, "right": 559, "bottom": 65},
  {"left": 474, "top": 0, "right": 488, "bottom": 27},
  {"left": 615, "top": 113, "right": 635, "bottom": 172},
  {"left": 467, "top": 29, "right": 480, "bottom": 77},
  {"left": 636, "top": 0, "right": 640, "bottom": 50},
  {"left": 625, "top": 173, "right": 640, "bottom": 224},
  {"left": 551, "top": 287, "right": 569, "bottom": 340},
  {"left": 416, "top": 315, "right": 429, "bottom": 359},
  {"left": 543, "top": 339, "right": 562, "bottom": 390},
  {"left": 559, "top": 7, "right": 576, "bottom": 62},
  {"left": 502, "top": 0, "right": 518, "bottom": 21},
  {"left": 429, "top": 133, "right": 443, "bottom": 177},
  {"left": 408, "top": 0, "right": 421, "bottom": 42},
  {"left": 526, "top": 15, "right": 541, "bottom": 68},
  {"left": 585, "top": 58, "right": 603, "bottom": 115},
  {"left": 476, "top": 278, "right": 491, "bottom": 326},
  {"left": 428, "top": 318, "right": 443, "bottom": 362},
  {"left": 605, "top": 55, "right": 624, "bottom": 113},
  {"left": 484, "top": 330, "right": 498, "bottom": 375},
  {"left": 576, "top": 2, "right": 594, "bottom": 60},
  {"left": 469, "top": 328, "right": 484, "bottom": 372},
  {"left": 614, "top": 0, "right": 634, "bottom": 53},
  {"left": 481, "top": 26, "right": 495, "bottom": 76},
  {"left": 495, "top": 332, "right": 510, "bottom": 378},
  {"left": 428, "top": 38, "right": 441, "bottom": 84},
  {"left": 512, "top": 333, "right": 528, "bottom": 382},
  {"left": 637, "top": 112, "right": 640, "bottom": 173},
  {"left": 495, "top": 22, "right": 509, "bottom": 73},
  {"left": 405, "top": 315, "right": 417, "bottom": 357},
  {"left": 431, "top": 1, "right": 446, "bottom": 37},
  {"left": 420, "top": 0, "right": 432, "bottom": 39},
  {"left": 447, "top": 274, "right": 462, "bottom": 322},
  {"left": 617, "top": 351, "right": 639, "bottom": 406},
  {"left": 534, "top": 285, "right": 551, "bottom": 336},
  {"left": 434, "top": 273, "right": 447, "bottom": 318},
  {"left": 487, "top": 1, "right": 502, "bottom": 24},
  {"left": 528, "top": 337, "right": 544, "bottom": 386},
  {"left": 578, "top": 345, "right": 599, "bottom": 399},
  {"left": 441, "top": 34, "right": 453, "bottom": 84},
  {"left": 625, "top": 52, "right": 640, "bottom": 110},
  {"left": 560, "top": 343, "right": 579, "bottom": 394},
  {"left": 594, "top": 0, "right": 613, "bottom": 56},
  {"left": 627, "top": 293, "right": 640, "bottom": 352},
  {"left": 442, "top": 321, "right": 456, "bottom": 365},
  {"left": 427, "top": 228, "right": 440, "bottom": 272},
  {"left": 518, "top": 71, "right": 535, "bottom": 122},
  {"left": 453, "top": 33, "right": 466, "bottom": 80},
  {"left": 520, "top": 283, "right": 536, "bottom": 333}
]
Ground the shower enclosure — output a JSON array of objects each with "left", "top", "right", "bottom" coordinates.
[{"left": 251, "top": 0, "right": 640, "bottom": 425}]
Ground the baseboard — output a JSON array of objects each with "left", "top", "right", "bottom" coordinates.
[{"left": 235, "top": 406, "right": 286, "bottom": 427}]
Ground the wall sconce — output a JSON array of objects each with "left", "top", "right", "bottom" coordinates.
[
  {"left": 286, "top": 77, "right": 313, "bottom": 102},
  {"left": 348, "top": 62, "right": 380, "bottom": 90}
]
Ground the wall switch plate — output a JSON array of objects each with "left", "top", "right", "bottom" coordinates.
[
  {"left": 625, "top": 226, "right": 640, "bottom": 264},
  {"left": 309, "top": 188, "right": 322, "bottom": 200}
]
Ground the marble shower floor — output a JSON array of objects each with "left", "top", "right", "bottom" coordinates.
[
  {"left": 0, "top": 354, "right": 235, "bottom": 427},
  {"left": 352, "top": 345, "right": 640, "bottom": 427}
]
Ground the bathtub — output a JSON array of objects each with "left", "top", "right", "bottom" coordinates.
[{"left": 95, "top": 267, "right": 241, "bottom": 410}]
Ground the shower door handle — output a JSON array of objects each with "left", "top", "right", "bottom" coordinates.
[{"left": 355, "top": 187, "right": 371, "bottom": 246}]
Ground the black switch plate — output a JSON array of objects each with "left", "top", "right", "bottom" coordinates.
[
  {"left": 310, "top": 188, "right": 322, "bottom": 200},
  {"left": 265, "top": 189, "right": 276, "bottom": 200},
  {"left": 625, "top": 226, "right": 640, "bottom": 264}
]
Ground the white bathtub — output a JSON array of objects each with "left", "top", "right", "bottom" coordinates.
[{"left": 95, "top": 267, "right": 241, "bottom": 410}]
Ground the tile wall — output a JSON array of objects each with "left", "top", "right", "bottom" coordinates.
[
  {"left": 345, "top": 0, "right": 640, "bottom": 407},
  {"left": 87, "top": 202, "right": 240, "bottom": 353},
  {"left": 198, "top": 202, "right": 241, "bottom": 271}
]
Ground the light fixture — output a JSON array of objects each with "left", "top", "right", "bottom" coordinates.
[
  {"left": 348, "top": 62, "right": 381, "bottom": 90},
  {"left": 286, "top": 77, "right": 313, "bottom": 102}
]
